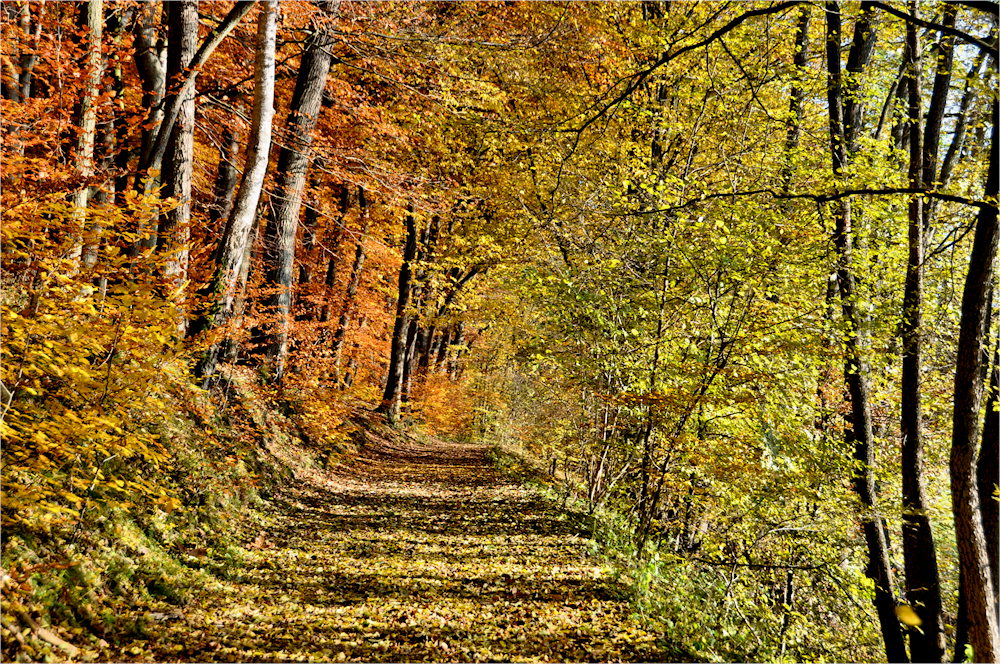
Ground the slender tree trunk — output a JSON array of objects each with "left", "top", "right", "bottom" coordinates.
[
  {"left": 17, "top": 2, "right": 41, "bottom": 101},
  {"left": 192, "top": 1, "right": 277, "bottom": 381},
  {"left": 782, "top": 5, "right": 809, "bottom": 192},
  {"left": 331, "top": 187, "right": 371, "bottom": 379},
  {"left": 81, "top": 5, "right": 122, "bottom": 278},
  {"left": 1, "top": 5, "right": 21, "bottom": 101},
  {"left": 210, "top": 127, "right": 242, "bottom": 234},
  {"left": 157, "top": 0, "right": 198, "bottom": 308},
  {"left": 377, "top": 209, "right": 418, "bottom": 422},
  {"left": 133, "top": 0, "right": 165, "bottom": 182},
  {"left": 939, "top": 52, "right": 992, "bottom": 193},
  {"left": 296, "top": 171, "right": 322, "bottom": 298},
  {"left": 318, "top": 185, "right": 350, "bottom": 323},
  {"left": 899, "top": 13, "right": 945, "bottom": 661},
  {"left": 69, "top": 0, "right": 103, "bottom": 267},
  {"left": 435, "top": 326, "right": 452, "bottom": 370},
  {"left": 261, "top": 1, "right": 337, "bottom": 382},
  {"left": 824, "top": 4, "right": 909, "bottom": 662},
  {"left": 400, "top": 319, "right": 419, "bottom": 408},
  {"left": 920, "top": 4, "right": 955, "bottom": 197},
  {"left": 950, "top": 101, "right": 1000, "bottom": 664},
  {"left": 448, "top": 321, "right": 465, "bottom": 381}
]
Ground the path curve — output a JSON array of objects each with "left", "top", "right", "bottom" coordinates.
[{"left": 140, "top": 431, "right": 675, "bottom": 662}]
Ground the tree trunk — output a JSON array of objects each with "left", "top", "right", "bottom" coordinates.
[
  {"left": 939, "top": 52, "right": 992, "bottom": 193},
  {"left": 377, "top": 209, "right": 418, "bottom": 422},
  {"left": 262, "top": 1, "right": 337, "bottom": 382},
  {"left": 319, "top": 185, "right": 351, "bottom": 323},
  {"left": 81, "top": 5, "right": 122, "bottom": 278},
  {"left": 210, "top": 127, "right": 242, "bottom": 233},
  {"left": 133, "top": 0, "right": 166, "bottom": 185},
  {"left": 824, "top": 4, "right": 909, "bottom": 662},
  {"left": 69, "top": 0, "right": 104, "bottom": 267},
  {"left": 330, "top": 187, "right": 372, "bottom": 381},
  {"left": 950, "top": 100, "right": 1000, "bottom": 664},
  {"left": 157, "top": 0, "right": 198, "bottom": 307},
  {"left": 979, "top": 340, "right": 999, "bottom": 607},
  {"left": 435, "top": 326, "right": 452, "bottom": 371},
  {"left": 400, "top": 319, "right": 419, "bottom": 408},
  {"left": 192, "top": 1, "right": 278, "bottom": 382},
  {"left": 920, "top": 4, "right": 955, "bottom": 197},
  {"left": 782, "top": 5, "right": 809, "bottom": 192},
  {"left": 138, "top": 1, "right": 256, "bottom": 179},
  {"left": 16, "top": 2, "right": 41, "bottom": 101},
  {"left": 899, "top": 13, "right": 945, "bottom": 661},
  {"left": 296, "top": 172, "right": 322, "bottom": 294}
]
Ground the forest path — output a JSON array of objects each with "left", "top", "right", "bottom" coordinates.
[{"left": 137, "top": 431, "right": 675, "bottom": 662}]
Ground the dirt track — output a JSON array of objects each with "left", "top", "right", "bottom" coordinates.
[{"left": 130, "top": 433, "right": 677, "bottom": 662}]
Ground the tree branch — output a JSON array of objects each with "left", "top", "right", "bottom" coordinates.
[
  {"left": 140, "top": 1, "right": 258, "bottom": 177},
  {"left": 633, "top": 187, "right": 997, "bottom": 216},
  {"left": 570, "top": 1, "right": 804, "bottom": 136},
  {"left": 870, "top": 2, "right": 998, "bottom": 54}
]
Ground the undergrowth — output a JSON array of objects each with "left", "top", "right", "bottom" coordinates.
[
  {"left": 486, "top": 441, "right": 875, "bottom": 664},
  {"left": 0, "top": 368, "right": 353, "bottom": 662}
]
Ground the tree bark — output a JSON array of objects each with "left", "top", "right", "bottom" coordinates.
[
  {"left": 81, "top": 5, "right": 123, "bottom": 278},
  {"left": 69, "top": 0, "right": 104, "bottom": 267},
  {"left": 377, "top": 209, "right": 418, "bottom": 422},
  {"left": 192, "top": 1, "right": 277, "bottom": 381},
  {"left": 782, "top": 5, "right": 809, "bottom": 192},
  {"left": 133, "top": 0, "right": 166, "bottom": 188},
  {"left": 920, "top": 4, "right": 955, "bottom": 196},
  {"left": 950, "top": 100, "right": 1000, "bottom": 664},
  {"left": 899, "top": 12, "right": 945, "bottom": 661},
  {"left": 979, "top": 340, "right": 999, "bottom": 608},
  {"left": 210, "top": 127, "right": 242, "bottom": 234},
  {"left": 330, "top": 187, "right": 371, "bottom": 381},
  {"left": 157, "top": 0, "right": 199, "bottom": 301},
  {"left": 138, "top": 1, "right": 256, "bottom": 179},
  {"left": 262, "top": 1, "right": 338, "bottom": 382},
  {"left": 939, "top": 52, "right": 992, "bottom": 192},
  {"left": 824, "top": 4, "right": 909, "bottom": 662},
  {"left": 16, "top": 2, "right": 41, "bottom": 101}
]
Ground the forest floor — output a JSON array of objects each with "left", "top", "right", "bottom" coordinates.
[{"left": 107, "top": 424, "right": 678, "bottom": 662}]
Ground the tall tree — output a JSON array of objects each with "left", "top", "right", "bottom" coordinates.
[
  {"left": 824, "top": 3, "right": 908, "bottom": 661},
  {"left": 68, "top": 0, "right": 104, "bottom": 267},
  {"left": 157, "top": 0, "right": 199, "bottom": 301},
  {"left": 899, "top": 8, "right": 945, "bottom": 661},
  {"left": 950, "top": 101, "right": 999, "bottom": 664},
  {"left": 261, "top": 0, "right": 338, "bottom": 381},
  {"left": 377, "top": 208, "right": 419, "bottom": 423},
  {"left": 330, "top": 186, "right": 372, "bottom": 381},
  {"left": 192, "top": 1, "right": 278, "bottom": 382}
]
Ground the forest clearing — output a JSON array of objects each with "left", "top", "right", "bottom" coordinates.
[{"left": 1, "top": 1, "right": 998, "bottom": 662}]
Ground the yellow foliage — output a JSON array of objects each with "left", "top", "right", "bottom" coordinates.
[
  {"left": 415, "top": 374, "right": 474, "bottom": 438},
  {"left": 1, "top": 195, "right": 189, "bottom": 531}
]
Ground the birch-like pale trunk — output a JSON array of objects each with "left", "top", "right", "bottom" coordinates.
[
  {"left": 192, "top": 1, "right": 277, "bottom": 381},
  {"left": 262, "top": 0, "right": 338, "bottom": 381},
  {"left": 69, "top": 0, "right": 103, "bottom": 267},
  {"left": 157, "top": 0, "right": 199, "bottom": 297}
]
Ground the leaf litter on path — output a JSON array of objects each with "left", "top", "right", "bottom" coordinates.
[{"left": 116, "top": 435, "right": 677, "bottom": 662}]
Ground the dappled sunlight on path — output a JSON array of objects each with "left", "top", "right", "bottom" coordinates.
[{"left": 140, "top": 435, "right": 675, "bottom": 662}]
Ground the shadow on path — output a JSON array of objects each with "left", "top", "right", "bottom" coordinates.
[{"left": 140, "top": 433, "right": 678, "bottom": 662}]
